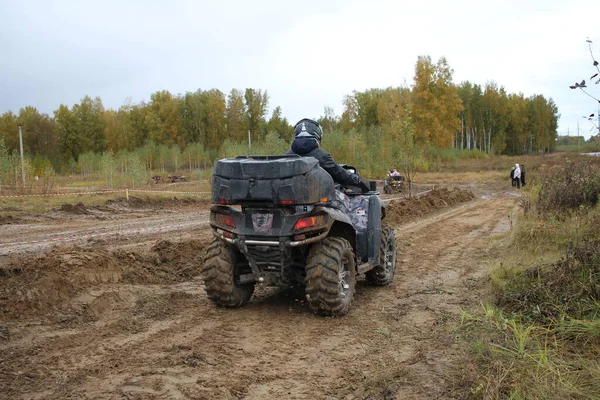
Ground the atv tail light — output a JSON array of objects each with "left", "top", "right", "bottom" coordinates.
[
  {"left": 293, "top": 215, "right": 325, "bottom": 230},
  {"left": 280, "top": 200, "right": 295, "bottom": 205},
  {"left": 218, "top": 199, "right": 230, "bottom": 205},
  {"left": 217, "top": 229, "right": 235, "bottom": 239},
  {"left": 215, "top": 213, "right": 236, "bottom": 227}
]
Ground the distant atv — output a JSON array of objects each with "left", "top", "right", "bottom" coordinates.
[
  {"left": 203, "top": 155, "right": 397, "bottom": 316},
  {"left": 383, "top": 175, "right": 404, "bottom": 194}
]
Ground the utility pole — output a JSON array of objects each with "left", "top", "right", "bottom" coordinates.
[
  {"left": 17, "top": 122, "right": 26, "bottom": 188},
  {"left": 248, "top": 130, "right": 251, "bottom": 153}
]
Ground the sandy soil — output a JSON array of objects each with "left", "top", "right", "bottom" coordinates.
[{"left": 0, "top": 185, "right": 518, "bottom": 399}]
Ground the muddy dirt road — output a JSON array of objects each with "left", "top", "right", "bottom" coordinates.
[{"left": 0, "top": 186, "right": 518, "bottom": 399}]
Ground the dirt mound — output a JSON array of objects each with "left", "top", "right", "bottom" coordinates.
[
  {"left": 53, "top": 197, "right": 209, "bottom": 217},
  {"left": 118, "top": 239, "right": 206, "bottom": 284},
  {"left": 0, "top": 239, "right": 207, "bottom": 322},
  {"left": 132, "top": 291, "right": 196, "bottom": 320},
  {"left": 58, "top": 202, "right": 90, "bottom": 214},
  {"left": 52, "top": 202, "right": 126, "bottom": 220},
  {"left": 0, "top": 215, "right": 20, "bottom": 225},
  {"left": 0, "top": 248, "right": 119, "bottom": 320},
  {"left": 106, "top": 196, "right": 209, "bottom": 210},
  {"left": 385, "top": 187, "right": 475, "bottom": 225}
]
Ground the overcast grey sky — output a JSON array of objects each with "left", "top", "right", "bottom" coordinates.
[{"left": 1, "top": 0, "right": 598, "bottom": 139}]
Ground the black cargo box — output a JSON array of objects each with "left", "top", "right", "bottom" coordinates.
[{"left": 212, "top": 155, "right": 335, "bottom": 205}]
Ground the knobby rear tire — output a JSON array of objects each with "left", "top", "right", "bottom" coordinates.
[
  {"left": 305, "top": 237, "right": 356, "bottom": 316},
  {"left": 202, "top": 238, "right": 254, "bottom": 308}
]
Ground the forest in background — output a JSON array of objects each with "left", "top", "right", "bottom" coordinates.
[{"left": 0, "top": 55, "right": 565, "bottom": 187}]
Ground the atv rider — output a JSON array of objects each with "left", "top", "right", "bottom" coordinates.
[
  {"left": 389, "top": 168, "right": 402, "bottom": 181},
  {"left": 285, "top": 118, "right": 370, "bottom": 193}
]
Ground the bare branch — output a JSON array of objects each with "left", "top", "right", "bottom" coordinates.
[
  {"left": 588, "top": 40, "right": 600, "bottom": 75},
  {"left": 578, "top": 87, "right": 600, "bottom": 103}
]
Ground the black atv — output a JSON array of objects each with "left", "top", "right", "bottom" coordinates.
[{"left": 202, "top": 155, "right": 397, "bottom": 316}]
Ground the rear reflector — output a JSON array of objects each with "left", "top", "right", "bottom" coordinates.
[{"left": 280, "top": 200, "right": 295, "bottom": 205}]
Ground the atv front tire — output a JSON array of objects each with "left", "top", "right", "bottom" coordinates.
[
  {"left": 202, "top": 238, "right": 254, "bottom": 308},
  {"left": 305, "top": 237, "right": 356, "bottom": 316},
  {"left": 366, "top": 226, "right": 397, "bottom": 286}
]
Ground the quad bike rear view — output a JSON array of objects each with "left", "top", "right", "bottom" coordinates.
[{"left": 202, "top": 155, "right": 397, "bottom": 316}]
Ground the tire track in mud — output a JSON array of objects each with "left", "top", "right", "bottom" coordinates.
[
  {"left": 0, "top": 192, "right": 519, "bottom": 399},
  {"left": 362, "top": 195, "right": 516, "bottom": 399}
]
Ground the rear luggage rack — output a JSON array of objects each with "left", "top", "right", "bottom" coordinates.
[{"left": 212, "top": 156, "right": 335, "bottom": 205}]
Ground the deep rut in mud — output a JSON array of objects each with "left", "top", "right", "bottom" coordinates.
[{"left": 0, "top": 188, "right": 518, "bottom": 399}]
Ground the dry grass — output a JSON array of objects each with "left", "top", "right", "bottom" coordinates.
[
  {"left": 455, "top": 304, "right": 600, "bottom": 400},
  {"left": 415, "top": 151, "right": 586, "bottom": 187},
  {"left": 452, "top": 161, "right": 600, "bottom": 399},
  {"left": 418, "top": 170, "right": 506, "bottom": 185}
]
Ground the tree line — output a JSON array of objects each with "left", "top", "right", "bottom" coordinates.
[
  {"left": 323, "top": 56, "right": 559, "bottom": 156},
  {"left": 0, "top": 55, "right": 560, "bottom": 186}
]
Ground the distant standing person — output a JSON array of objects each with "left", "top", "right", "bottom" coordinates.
[
  {"left": 510, "top": 167, "right": 515, "bottom": 187},
  {"left": 513, "top": 163, "right": 521, "bottom": 189},
  {"left": 520, "top": 164, "right": 526, "bottom": 187}
]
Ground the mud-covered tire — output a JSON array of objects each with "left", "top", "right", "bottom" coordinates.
[
  {"left": 305, "top": 237, "right": 356, "bottom": 316},
  {"left": 366, "top": 226, "right": 397, "bottom": 286},
  {"left": 202, "top": 238, "right": 254, "bottom": 308}
]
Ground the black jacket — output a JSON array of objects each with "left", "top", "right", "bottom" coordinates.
[{"left": 285, "top": 137, "right": 363, "bottom": 187}]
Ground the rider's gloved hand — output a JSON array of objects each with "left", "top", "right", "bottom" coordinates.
[
  {"left": 359, "top": 178, "right": 371, "bottom": 193},
  {"left": 349, "top": 173, "right": 370, "bottom": 193}
]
